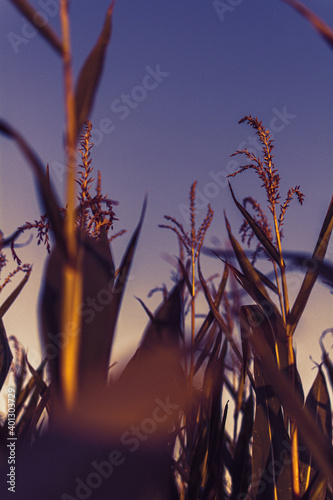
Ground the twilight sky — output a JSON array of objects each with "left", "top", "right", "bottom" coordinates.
[{"left": 0, "top": 0, "right": 332, "bottom": 393}]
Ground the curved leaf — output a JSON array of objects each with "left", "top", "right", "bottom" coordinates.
[
  {"left": 108, "top": 197, "right": 147, "bottom": 356},
  {"left": 9, "top": 0, "right": 63, "bottom": 54},
  {"left": 287, "top": 196, "right": 333, "bottom": 337},
  {"left": 198, "top": 259, "right": 255, "bottom": 388},
  {"left": 299, "top": 368, "right": 332, "bottom": 499},
  {"left": 0, "top": 267, "right": 31, "bottom": 318},
  {"left": 228, "top": 182, "right": 281, "bottom": 265},
  {"left": 248, "top": 328, "right": 333, "bottom": 488},
  {"left": 283, "top": 0, "right": 333, "bottom": 50},
  {"left": 75, "top": 1, "right": 115, "bottom": 134},
  {"left": 231, "top": 393, "right": 254, "bottom": 500},
  {"left": 224, "top": 215, "right": 273, "bottom": 303},
  {"left": 0, "top": 319, "right": 13, "bottom": 391},
  {"left": 194, "top": 261, "right": 228, "bottom": 347},
  {"left": 0, "top": 120, "right": 64, "bottom": 252}
]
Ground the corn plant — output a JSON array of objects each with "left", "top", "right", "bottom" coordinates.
[{"left": 0, "top": 1, "right": 333, "bottom": 499}]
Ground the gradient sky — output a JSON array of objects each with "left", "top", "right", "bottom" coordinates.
[{"left": 1, "top": 0, "right": 332, "bottom": 394}]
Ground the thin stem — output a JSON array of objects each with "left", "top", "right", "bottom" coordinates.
[
  {"left": 272, "top": 210, "right": 290, "bottom": 321},
  {"left": 288, "top": 336, "right": 300, "bottom": 499},
  {"left": 189, "top": 246, "right": 195, "bottom": 388},
  {"left": 60, "top": 0, "right": 77, "bottom": 256}
]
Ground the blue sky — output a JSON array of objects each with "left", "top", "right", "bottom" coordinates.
[{"left": 0, "top": 0, "right": 332, "bottom": 392}]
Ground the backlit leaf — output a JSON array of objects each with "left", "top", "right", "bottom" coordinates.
[
  {"left": 0, "top": 120, "right": 64, "bottom": 251},
  {"left": 283, "top": 0, "right": 333, "bottom": 50},
  {"left": 231, "top": 393, "right": 254, "bottom": 500},
  {"left": 9, "top": 0, "right": 63, "bottom": 54},
  {"left": 287, "top": 196, "right": 333, "bottom": 337},
  {"left": 299, "top": 368, "right": 331, "bottom": 499},
  {"left": 0, "top": 267, "right": 31, "bottom": 318},
  {"left": 75, "top": 1, "right": 115, "bottom": 134},
  {"left": 224, "top": 214, "right": 273, "bottom": 302},
  {"left": 228, "top": 182, "right": 281, "bottom": 265},
  {"left": 0, "top": 319, "right": 13, "bottom": 392}
]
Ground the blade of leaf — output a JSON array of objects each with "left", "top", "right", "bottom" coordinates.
[
  {"left": 195, "top": 260, "right": 228, "bottom": 347},
  {"left": 75, "top": 1, "right": 115, "bottom": 134},
  {"left": 228, "top": 182, "right": 281, "bottom": 265},
  {"left": 0, "top": 267, "right": 31, "bottom": 318},
  {"left": 249, "top": 326, "right": 333, "bottom": 488},
  {"left": 0, "top": 319, "right": 13, "bottom": 392},
  {"left": 0, "top": 119, "right": 64, "bottom": 252},
  {"left": 299, "top": 368, "right": 331, "bottom": 499},
  {"left": 282, "top": 0, "right": 333, "bottom": 50},
  {"left": 224, "top": 214, "right": 273, "bottom": 303},
  {"left": 202, "top": 401, "right": 229, "bottom": 500},
  {"left": 9, "top": 0, "right": 63, "bottom": 54},
  {"left": 287, "top": 196, "right": 333, "bottom": 337},
  {"left": 198, "top": 258, "right": 255, "bottom": 389},
  {"left": 194, "top": 323, "right": 219, "bottom": 375},
  {"left": 231, "top": 392, "right": 254, "bottom": 500},
  {"left": 108, "top": 197, "right": 147, "bottom": 358}
]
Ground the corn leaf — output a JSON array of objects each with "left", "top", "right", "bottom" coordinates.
[
  {"left": 0, "top": 319, "right": 13, "bottom": 392},
  {"left": 0, "top": 120, "right": 64, "bottom": 251},
  {"left": 75, "top": 1, "right": 115, "bottom": 134},
  {"left": 16, "top": 385, "right": 40, "bottom": 440},
  {"left": 242, "top": 305, "right": 292, "bottom": 499},
  {"left": 40, "top": 229, "right": 116, "bottom": 397},
  {"left": 248, "top": 327, "right": 333, "bottom": 488},
  {"left": 224, "top": 215, "right": 274, "bottom": 303},
  {"left": 287, "top": 196, "right": 333, "bottom": 337},
  {"left": 283, "top": 0, "right": 333, "bottom": 50},
  {"left": 21, "top": 386, "right": 50, "bottom": 445},
  {"left": 198, "top": 258, "right": 256, "bottom": 388},
  {"left": 108, "top": 197, "right": 147, "bottom": 357},
  {"left": 299, "top": 368, "right": 332, "bottom": 499},
  {"left": 194, "top": 261, "right": 228, "bottom": 347},
  {"left": 0, "top": 267, "right": 31, "bottom": 319},
  {"left": 188, "top": 421, "right": 209, "bottom": 499},
  {"left": 207, "top": 338, "right": 227, "bottom": 472},
  {"left": 252, "top": 356, "right": 292, "bottom": 500},
  {"left": 9, "top": 0, "right": 63, "bottom": 54},
  {"left": 228, "top": 182, "right": 281, "bottom": 265},
  {"left": 201, "top": 402, "right": 229, "bottom": 500},
  {"left": 231, "top": 392, "right": 254, "bottom": 500},
  {"left": 15, "top": 358, "right": 48, "bottom": 418},
  {"left": 114, "top": 280, "right": 186, "bottom": 430},
  {"left": 226, "top": 261, "right": 285, "bottom": 347},
  {"left": 194, "top": 322, "right": 220, "bottom": 375},
  {"left": 301, "top": 473, "right": 328, "bottom": 500}
]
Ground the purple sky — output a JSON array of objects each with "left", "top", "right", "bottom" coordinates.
[{"left": 0, "top": 0, "right": 332, "bottom": 393}]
